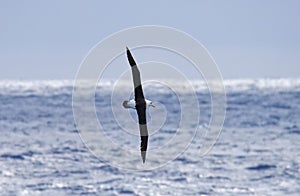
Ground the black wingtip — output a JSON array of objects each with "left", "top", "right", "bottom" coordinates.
[
  {"left": 126, "top": 46, "right": 130, "bottom": 56},
  {"left": 141, "top": 151, "right": 146, "bottom": 163},
  {"left": 126, "top": 46, "right": 136, "bottom": 67}
]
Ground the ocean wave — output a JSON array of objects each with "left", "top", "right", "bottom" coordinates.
[
  {"left": 0, "top": 78, "right": 299, "bottom": 96},
  {"left": 0, "top": 78, "right": 299, "bottom": 195}
]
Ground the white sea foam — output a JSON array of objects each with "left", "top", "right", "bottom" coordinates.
[{"left": 0, "top": 78, "right": 299, "bottom": 95}]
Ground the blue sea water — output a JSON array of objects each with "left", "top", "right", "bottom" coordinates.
[{"left": 0, "top": 79, "right": 299, "bottom": 195}]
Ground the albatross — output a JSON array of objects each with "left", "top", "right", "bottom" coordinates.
[{"left": 122, "top": 47, "right": 155, "bottom": 163}]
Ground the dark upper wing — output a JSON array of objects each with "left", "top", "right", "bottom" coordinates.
[
  {"left": 126, "top": 47, "right": 148, "bottom": 163},
  {"left": 136, "top": 105, "right": 148, "bottom": 163},
  {"left": 126, "top": 47, "right": 145, "bottom": 101}
]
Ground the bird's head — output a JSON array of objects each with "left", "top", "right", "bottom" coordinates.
[
  {"left": 149, "top": 102, "right": 155, "bottom": 108},
  {"left": 146, "top": 99, "right": 155, "bottom": 108}
]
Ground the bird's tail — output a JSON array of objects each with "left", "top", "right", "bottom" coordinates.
[{"left": 122, "top": 100, "right": 131, "bottom": 109}]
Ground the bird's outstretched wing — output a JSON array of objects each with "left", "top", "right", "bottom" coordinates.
[
  {"left": 126, "top": 47, "right": 145, "bottom": 101},
  {"left": 126, "top": 47, "right": 148, "bottom": 163},
  {"left": 136, "top": 105, "right": 148, "bottom": 163}
]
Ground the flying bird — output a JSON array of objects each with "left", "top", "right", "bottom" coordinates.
[{"left": 123, "top": 47, "right": 155, "bottom": 163}]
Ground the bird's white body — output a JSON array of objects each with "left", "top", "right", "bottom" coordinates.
[{"left": 123, "top": 99, "right": 154, "bottom": 109}]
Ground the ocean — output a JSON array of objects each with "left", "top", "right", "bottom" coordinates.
[{"left": 0, "top": 79, "right": 299, "bottom": 195}]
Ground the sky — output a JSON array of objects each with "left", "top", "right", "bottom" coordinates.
[{"left": 0, "top": 0, "right": 299, "bottom": 79}]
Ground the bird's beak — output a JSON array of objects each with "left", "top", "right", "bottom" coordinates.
[{"left": 151, "top": 104, "right": 156, "bottom": 108}]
